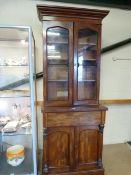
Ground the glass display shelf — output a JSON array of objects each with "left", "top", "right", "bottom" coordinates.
[
  {"left": 0, "top": 90, "right": 30, "bottom": 98},
  {"left": 0, "top": 65, "right": 28, "bottom": 67},
  {"left": 1, "top": 128, "right": 32, "bottom": 136},
  {"left": 0, "top": 26, "right": 37, "bottom": 175}
]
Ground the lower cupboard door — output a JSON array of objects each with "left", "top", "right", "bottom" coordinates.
[
  {"left": 75, "top": 125, "right": 101, "bottom": 171},
  {"left": 44, "top": 127, "right": 74, "bottom": 174}
]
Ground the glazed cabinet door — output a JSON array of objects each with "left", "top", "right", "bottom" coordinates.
[
  {"left": 74, "top": 22, "right": 101, "bottom": 105},
  {"left": 43, "top": 21, "right": 73, "bottom": 107},
  {"left": 75, "top": 125, "right": 103, "bottom": 171},
  {"left": 43, "top": 127, "right": 74, "bottom": 174}
]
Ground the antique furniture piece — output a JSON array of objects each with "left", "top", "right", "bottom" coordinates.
[
  {"left": 0, "top": 26, "right": 37, "bottom": 175},
  {"left": 37, "top": 5, "right": 109, "bottom": 175}
]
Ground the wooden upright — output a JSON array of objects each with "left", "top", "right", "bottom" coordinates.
[{"left": 37, "top": 5, "right": 109, "bottom": 175}]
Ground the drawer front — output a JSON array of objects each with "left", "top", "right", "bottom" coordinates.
[{"left": 47, "top": 112, "right": 101, "bottom": 127}]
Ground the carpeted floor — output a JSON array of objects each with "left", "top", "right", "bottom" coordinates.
[{"left": 103, "top": 143, "right": 131, "bottom": 175}]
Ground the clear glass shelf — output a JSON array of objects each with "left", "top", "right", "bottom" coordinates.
[
  {"left": 0, "top": 65, "right": 28, "bottom": 67},
  {"left": 1, "top": 127, "right": 32, "bottom": 136},
  {"left": 0, "top": 90, "right": 30, "bottom": 98}
]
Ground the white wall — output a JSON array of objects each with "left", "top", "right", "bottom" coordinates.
[
  {"left": 0, "top": 0, "right": 131, "bottom": 147},
  {"left": 104, "top": 104, "right": 131, "bottom": 144},
  {"left": 101, "top": 44, "right": 131, "bottom": 144}
]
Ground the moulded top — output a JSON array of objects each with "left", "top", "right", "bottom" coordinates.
[{"left": 37, "top": 4, "right": 109, "bottom": 21}]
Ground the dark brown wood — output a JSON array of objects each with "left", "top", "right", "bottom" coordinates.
[
  {"left": 47, "top": 111, "right": 101, "bottom": 127},
  {"left": 44, "top": 127, "right": 74, "bottom": 174},
  {"left": 43, "top": 168, "right": 104, "bottom": 175},
  {"left": 37, "top": 4, "right": 109, "bottom": 175},
  {"left": 43, "top": 113, "right": 48, "bottom": 174},
  {"left": 44, "top": 106, "right": 107, "bottom": 113},
  {"left": 75, "top": 126, "right": 99, "bottom": 170},
  {"left": 37, "top": 5, "right": 109, "bottom": 22},
  {"left": 98, "top": 124, "right": 104, "bottom": 168},
  {"left": 43, "top": 110, "right": 106, "bottom": 175},
  {"left": 40, "top": 5, "right": 109, "bottom": 107}
]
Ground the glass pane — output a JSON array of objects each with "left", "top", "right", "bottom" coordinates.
[
  {"left": 77, "top": 28, "right": 97, "bottom": 100},
  {"left": 48, "top": 82, "right": 68, "bottom": 100},
  {"left": 47, "top": 27, "right": 69, "bottom": 100},
  {"left": 47, "top": 27, "right": 68, "bottom": 45},
  {"left": 0, "top": 27, "right": 34, "bottom": 174},
  {"left": 78, "top": 82, "right": 96, "bottom": 100},
  {"left": 48, "top": 65, "right": 68, "bottom": 81},
  {"left": 78, "top": 66, "right": 96, "bottom": 81}
]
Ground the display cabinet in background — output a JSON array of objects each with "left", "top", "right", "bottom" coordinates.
[{"left": 0, "top": 26, "right": 37, "bottom": 175}]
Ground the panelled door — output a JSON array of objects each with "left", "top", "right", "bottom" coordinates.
[
  {"left": 74, "top": 22, "right": 101, "bottom": 105},
  {"left": 75, "top": 125, "right": 102, "bottom": 171},
  {"left": 43, "top": 127, "right": 75, "bottom": 174},
  {"left": 43, "top": 21, "right": 73, "bottom": 107}
]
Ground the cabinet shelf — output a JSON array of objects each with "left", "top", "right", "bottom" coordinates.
[
  {"left": 79, "top": 44, "right": 96, "bottom": 51},
  {"left": 79, "top": 63, "right": 97, "bottom": 67},
  {"left": 48, "top": 80, "right": 68, "bottom": 82},
  {"left": 82, "top": 59, "right": 96, "bottom": 61},
  {"left": 78, "top": 80, "right": 96, "bottom": 82},
  {"left": 47, "top": 41, "right": 68, "bottom": 44},
  {"left": 79, "top": 64, "right": 96, "bottom": 66},
  {"left": 79, "top": 42, "right": 96, "bottom": 46},
  {"left": 48, "top": 59, "right": 68, "bottom": 65},
  {"left": 48, "top": 63, "right": 68, "bottom": 66}
]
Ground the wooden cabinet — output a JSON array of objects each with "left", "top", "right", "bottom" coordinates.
[
  {"left": 37, "top": 4, "right": 109, "bottom": 175},
  {"left": 43, "top": 109, "right": 106, "bottom": 175}
]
